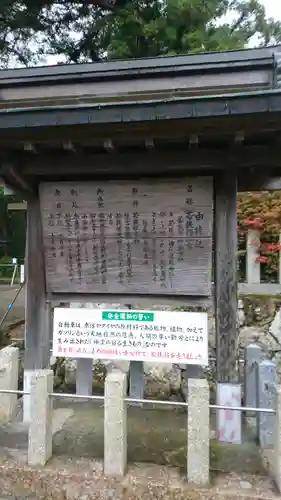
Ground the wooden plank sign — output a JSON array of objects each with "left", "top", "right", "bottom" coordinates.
[{"left": 39, "top": 178, "right": 213, "bottom": 296}]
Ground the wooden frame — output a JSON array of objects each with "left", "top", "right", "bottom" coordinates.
[
  {"left": 1, "top": 45, "right": 280, "bottom": 384},
  {"left": 1, "top": 90, "right": 281, "bottom": 131}
]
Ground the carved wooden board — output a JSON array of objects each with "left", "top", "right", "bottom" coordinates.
[{"left": 39, "top": 178, "right": 213, "bottom": 295}]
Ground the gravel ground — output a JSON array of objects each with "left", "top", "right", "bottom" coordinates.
[{"left": 0, "top": 401, "right": 278, "bottom": 498}]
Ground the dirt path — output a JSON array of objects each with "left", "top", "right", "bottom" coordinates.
[{"left": 0, "top": 401, "right": 278, "bottom": 499}]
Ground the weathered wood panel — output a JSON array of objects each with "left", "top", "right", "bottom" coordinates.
[
  {"left": 25, "top": 197, "right": 51, "bottom": 372},
  {"left": 39, "top": 178, "right": 213, "bottom": 296},
  {"left": 214, "top": 171, "right": 238, "bottom": 382},
  {"left": 1, "top": 70, "right": 270, "bottom": 104},
  {"left": 22, "top": 148, "right": 281, "bottom": 179}
]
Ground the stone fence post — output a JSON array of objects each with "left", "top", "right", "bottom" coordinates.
[
  {"left": 257, "top": 360, "right": 276, "bottom": 449},
  {"left": 187, "top": 378, "right": 209, "bottom": 485},
  {"left": 246, "top": 229, "right": 260, "bottom": 284},
  {"left": 273, "top": 385, "right": 281, "bottom": 492},
  {"left": 28, "top": 369, "right": 53, "bottom": 466},
  {"left": 0, "top": 346, "right": 19, "bottom": 423},
  {"left": 104, "top": 369, "right": 127, "bottom": 477},
  {"left": 244, "top": 343, "right": 262, "bottom": 417}
]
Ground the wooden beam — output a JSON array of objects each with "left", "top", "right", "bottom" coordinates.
[
  {"left": 25, "top": 196, "right": 50, "bottom": 370},
  {"left": 24, "top": 196, "right": 51, "bottom": 421},
  {"left": 1, "top": 90, "right": 281, "bottom": 131},
  {"left": 50, "top": 293, "right": 212, "bottom": 308},
  {"left": 21, "top": 145, "right": 281, "bottom": 178},
  {"left": 214, "top": 170, "right": 238, "bottom": 382},
  {"left": 0, "top": 114, "right": 280, "bottom": 154}
]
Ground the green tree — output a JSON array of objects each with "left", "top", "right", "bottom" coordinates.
[
  {"left": 0, "top": 0, "right": 281, "bottom": 67},
  {"left": 0, "top": 188, "right": 26, "bottom": 260}
]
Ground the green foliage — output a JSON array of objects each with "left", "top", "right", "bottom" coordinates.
[
  {"left": 0, "top": 188, "right": 26, "bottom": 262},
  {"left": 0, "top": 0, "right": 281, "bottom": 67},
  {"left": 0, "top": 255, "right": 13, "bottom": 280}
]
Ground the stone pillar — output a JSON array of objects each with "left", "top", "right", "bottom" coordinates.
[
  {"left": 104, "top": 370, "right": 127, "bottom": 476},
  {"left": 187, "top": 378, "right": 209, "bottom": 485},
  {"left": 257, "top": 360, "right": 276, "bottom": 449},
  {"left": 274, "top": 385, "right": 281, "bottom": 493},
  {"left": 76, "top": 358, "right": 93, "bottom": 396},
  {"left": 28, "top": 370, "right": 53, "bottom": 466},
  {"left": 0, "top": 347, "right": 19, "bottom": 423},
  {"left": 246, "top": 229, "right": 261, "bottom": 284},
  {"left": 70, "top": 303, "right": 93, "bottom": 396},
  {"left": 244, "top": 344, "right": 262, "bottom": 416}
]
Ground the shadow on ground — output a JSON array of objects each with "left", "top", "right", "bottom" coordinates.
[{"left": 51, "top": 401, "right": 266, "bottom": 476}]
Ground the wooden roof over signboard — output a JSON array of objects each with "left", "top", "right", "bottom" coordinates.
[
  {"left": 0, "top": 45, "right": 281, "bottom": 194},
  {"left": 0, "top": 45, "right": 280, "bottom": 107}
]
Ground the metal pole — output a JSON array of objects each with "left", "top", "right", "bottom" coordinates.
[
  {"left": 0, "top": 280, "right": 25, "bottom": 330},
  {"left": 50, "top": 392, "right": 104, "bottom": 401},
  {"left": 0, "top": 389, "right": 275, "bottom": 414},
  {"left": 10, "top": 264, "right": 18, "bottom": 286}
]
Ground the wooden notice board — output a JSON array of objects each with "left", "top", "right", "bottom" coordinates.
[{"left": 39, "top": 178, "right": 213, "bottom": 295}]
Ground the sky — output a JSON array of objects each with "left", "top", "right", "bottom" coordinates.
[{"left": 261, "top": 0, "right": 281, "bottom": 19}]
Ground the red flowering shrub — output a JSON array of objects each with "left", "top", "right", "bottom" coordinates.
[{"left": 237, "top": 191, "right": 281, "bottom": 282}]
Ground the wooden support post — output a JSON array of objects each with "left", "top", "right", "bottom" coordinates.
[
  {"left": 24, "top": 197, "right": 51, "bottom": 423},
  {"left": 214, "top": 171, "right": 238, "bottom": 382}
]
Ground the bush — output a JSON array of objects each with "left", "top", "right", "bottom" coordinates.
[
  {"left": 0, "top": 256, "right": 13, "bottom": 280},
  {"left": 237, "top": 191, "right": 281, "bottom": 282}
]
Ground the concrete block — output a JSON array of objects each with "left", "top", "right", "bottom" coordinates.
[
  {"left": 28, "top": 369, "right": 53, "bottom": 466},
  {"left": 216, "top": 383, "right": 242, "bottom": 445},
  {"left": 257, "top": 360, "right": 276, "bottom": 449},
  {"left": 0, "top": 347, "right": 19, "bottom": 423},
  {"left": 128, "top": 361, "right": 144, "bottom": 406},
  {"left": 244, "top": 343, "right": 262, "bottom": 416},
  {"left": 274, "top": 385, "right": 281, "bottom": 492},
  {"left": 104, "top": 369, "right": 127, "bottom": 477},
  {"left": 187, "top": 378, "right": 209, "bottom": 485}
]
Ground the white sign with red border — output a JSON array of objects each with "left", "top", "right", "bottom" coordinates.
[{"left": 53, "top": 308, "right": 208, "bottom": 365}]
